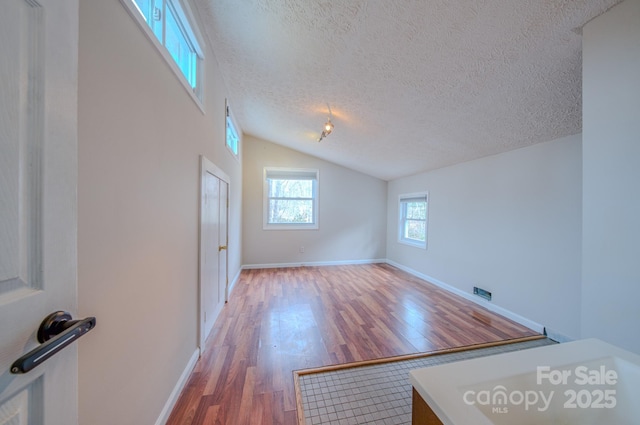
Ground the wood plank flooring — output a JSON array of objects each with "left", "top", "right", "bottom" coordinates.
[{"left": 166, "top": 263, "right": 539, "bottom": 425}]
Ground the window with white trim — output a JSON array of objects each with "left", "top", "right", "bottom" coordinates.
[
  {"left": 225, "top": 102, "right": 240, "bottom": 158},
  {"left": 399, "top": 193, "right": 428, "bottom": 248},
  {"left": 264, "top": 168, "right": 319, "bottom": 230},
  {"left": 122, "top": 0, "right": 204, "bottom": 105}
]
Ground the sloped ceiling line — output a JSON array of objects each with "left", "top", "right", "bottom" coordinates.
[{"left": 194, "top": 0, "right": 622, "bottom": 181}]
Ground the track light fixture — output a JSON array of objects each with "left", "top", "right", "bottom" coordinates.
[{"left": 318, "top": 104, "right": 334, "bottom": 142}]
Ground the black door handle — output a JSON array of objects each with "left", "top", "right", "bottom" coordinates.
[{"left": 10, "top": 311, "right": 96, "bottom": 374}]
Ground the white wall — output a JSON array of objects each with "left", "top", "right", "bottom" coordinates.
[
  {"left": 387, "top": 135, "right": 583, "bottom": 339},
  {"left": 243, "top": 135, "right": 387, "bottom": 266},
  {"left": 582, "top": 0, "right": 640, "bottom": 354},
  {"left": 77, "top": 0, "right": 242, "bottom": 423}
]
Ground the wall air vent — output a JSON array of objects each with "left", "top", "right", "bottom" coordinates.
[{"left": 473, "top": 286, "right": 492, "bottom": 301}]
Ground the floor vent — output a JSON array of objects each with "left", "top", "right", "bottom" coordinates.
[{"left": 473, "top": 286, "right": 492, "bottom": 301}]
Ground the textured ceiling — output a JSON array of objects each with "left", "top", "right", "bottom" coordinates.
[{"left": 193, "top": 0, "right": 620, "bottom": 180}]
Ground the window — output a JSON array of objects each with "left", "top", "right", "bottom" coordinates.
[
  {"left": 122, "top": 0, "right": 204, "bottom": 106},
  {"left": 399, "top": 193, "right": 428, "bottom": 248},
  {"left": 226, "top": 101, "right": 240, "bottom": 158},
  {"left": 264, "top": 168, "right": 319, "bottom": 230}
]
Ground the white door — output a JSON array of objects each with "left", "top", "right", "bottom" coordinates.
[
  {"left": 218, "top": 180, "right": 228, "bottom": 303},
  {"left": 0, "top": 0, "right": 80, "bottom": 424},
  {"left": 201, "top": 170, "right": 220, "bottom": 343},
  {"left": 199, "top": 157, "right": 229, "bottom": 348}
]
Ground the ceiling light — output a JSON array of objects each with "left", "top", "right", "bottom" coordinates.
[{"left": 318, "top": 104, "right": 334, "bottom": 142}]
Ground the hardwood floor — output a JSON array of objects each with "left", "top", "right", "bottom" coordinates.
[{"left": 166, "top": 263, "right": 538, "bottom": 425}]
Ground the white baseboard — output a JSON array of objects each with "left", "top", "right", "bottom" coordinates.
[
  {"left": 155, "top": 348, "right": 200, "bottom": 425},
  {"left": 385, "top": 259, "right": 545, "bottom": 334},
  {"left": 544, "top": 327, "right": 575, "bottom": 343},
  {"left": 227, "top": 268, "right": 242, "bottom": 295},
  {"left": 242, "top": 258, "right": 387, "bottom": 269}
]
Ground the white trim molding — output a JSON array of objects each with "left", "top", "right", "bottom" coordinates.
[
  {"left": 544, "top": 328, "right": 575, "bottom": 343},
  {"left": 199, "top": 155, "right": 230, "bottom": 350},
  {"left": 385, "top": 259, "right": 544, "bottom": 334},
  {"left": 242, "top": 259, "right": 387, "bottom": 270},
  {"left": 155, "top": 348, "right": 199, "bottom": 425},
  {"left": 263, "top": 167, "right": 319, "bottom": 230},
  {"left": 227, "top": 267, "right": 242, "bottom": 296},
  {"left": 398, "top": 192, "right": 429, "bottom": 250}
]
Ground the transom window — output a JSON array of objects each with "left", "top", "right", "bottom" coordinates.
[
  {"left": 399, "top": 193, "right": 428, "bottom": 248},
  {"left": 122, "top": 0, "right": 204, "bottom": 106},
  {"left": 226, "top": 102, "right": 240, "bottom": 158},
  {"left": 264, "top": 168, "right": 319, "bottom": 230}
]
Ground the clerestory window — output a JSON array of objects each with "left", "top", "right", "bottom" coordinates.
[{"left": 122, "top": 0, "right": 204, "bottom": 108}]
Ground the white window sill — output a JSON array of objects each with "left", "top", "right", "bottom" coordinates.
[
  {"left": 399, "top": 239, "right": 427, "bottom": 249},
  {"left": 264, "top": 224, "right": 319, "bottom": 231}
]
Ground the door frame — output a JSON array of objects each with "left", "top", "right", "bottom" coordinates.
[{"left": 198, "top": 155, "right": 230, "bottom": 350}]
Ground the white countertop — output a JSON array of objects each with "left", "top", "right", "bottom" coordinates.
[{"left": 409, "top": 338, "right": 640, "bottom": 425}]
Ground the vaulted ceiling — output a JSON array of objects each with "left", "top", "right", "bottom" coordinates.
[{"left": 193, "top": 0, "right": 620, "bottom": 180}]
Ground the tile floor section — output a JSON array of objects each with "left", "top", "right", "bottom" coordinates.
[{"left": 299, "top": 338, "right": 555, "bottom": 425}]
